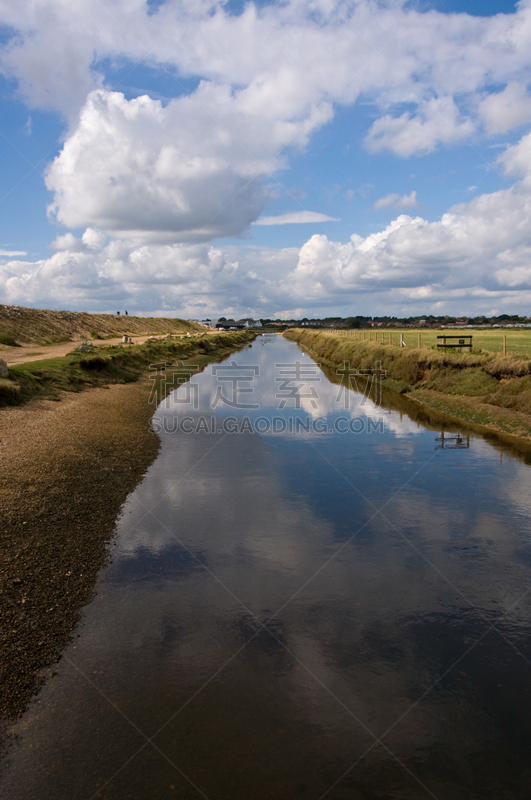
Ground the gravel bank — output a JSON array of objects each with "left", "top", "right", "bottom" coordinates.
[{"left": 0, "top": 377, "right": 160, "bottom": 728}]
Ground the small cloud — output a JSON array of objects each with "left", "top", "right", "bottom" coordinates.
[
  {"left": 254, "top": 211, "right": 340, "bottom": 226},
  {"left": 374, "top": 190, "right": 419, "bottom": 211},
  {"left": 23, "top": 116, "right": 32, "bottom": 136},
  {"left": 0, "top": 249, "right": 27, "bottom": 257}
]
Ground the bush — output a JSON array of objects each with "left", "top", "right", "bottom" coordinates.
[
  {"left": 79, "top": 355, "right": 109, "bottom": 371},
  {"left": 0, "top": 334, "right": 20, "bottom": 347}
]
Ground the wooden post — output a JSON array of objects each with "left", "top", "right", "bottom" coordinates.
[
  {"left": 418, "top": 333, "right": 421, "bottom": 349},
  {"left": 389, "top": 332, "right": 392, "bottom": 345},
  {"left": 503, "top": 334, "right": 506, "bottom": 355}
]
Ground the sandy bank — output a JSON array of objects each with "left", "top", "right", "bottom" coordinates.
[
  {"left": 0, "top": 379, "right": 159, "bottom": 725},
  {"left": 0, "top": 331, "right": 256, "bottom": 731}
]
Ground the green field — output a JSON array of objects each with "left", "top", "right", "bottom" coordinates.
[{"left": 327, "top": 328, "right": 531, "bottom": 357}]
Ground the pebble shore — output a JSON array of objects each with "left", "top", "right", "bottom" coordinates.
[{"left": 0, "top": 378, "right": 160, "bottom": 728}]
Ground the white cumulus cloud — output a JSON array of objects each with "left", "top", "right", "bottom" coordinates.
[
  {"left": 2, "top": 2, "right": 531, "bottom": 316},
  {"left": 44, "top": 87, "right": 333, "bottom": 242},
  {"left": 4, "top": 131, "right": 531, "bottom": 318},
  {"left": 282, "top": 130, "right": 531, "bottom": 308}
]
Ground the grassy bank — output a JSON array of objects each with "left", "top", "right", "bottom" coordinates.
[
  {"left": 285, "top": 328, "right": 531, "bottom": 443},
  {"left": 0, "top": 304, "right": 202, "bottom": 345},
  {"left": 0, "top": 330, "right": 255, "bottom": 729},
  {"left": 1, "top": 331, "right": 255, "bottom": 406},
  {"left": 325, "top": 326, "right": 531, "bottom": 357}
]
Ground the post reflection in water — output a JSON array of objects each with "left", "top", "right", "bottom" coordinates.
[{"left": 3, "top": 335, "right": 531, "bottom": 800}]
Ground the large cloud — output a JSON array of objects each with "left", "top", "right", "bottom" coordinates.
[
  {"left": 2, "top": 0, "right": 531, "bottom": 141},
  {"left": 4, "top": 132, "right": 531, "bottom": 316},
  {"left": 33, "top": 0, "right": 531, "bottom": 244},
  {"left": 3, "top": 1, "right": 531, "bottom": 316},
  {"left": 0, "top": 233, "right": 299, "bottom": 317},
  {"left": 44, "top": 87, "right": 315, "bottom": 241}
]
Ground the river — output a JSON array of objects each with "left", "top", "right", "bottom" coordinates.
[{"left": 2, "top": 334, "right": 531, "bottom": 799}]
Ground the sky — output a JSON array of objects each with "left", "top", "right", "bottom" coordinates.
[{"left": 1, "top": 0, "right": 531, "bottom": 320}]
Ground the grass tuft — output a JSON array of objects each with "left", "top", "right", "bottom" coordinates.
[{"left": 0, "top": 378, "right": 20, "bottom": 400}]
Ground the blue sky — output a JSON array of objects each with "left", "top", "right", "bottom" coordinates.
[{"left": 1, "top": 0, "right": 531, "bottom": 319}]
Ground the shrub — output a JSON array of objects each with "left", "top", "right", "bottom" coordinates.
[
  {"left": 0, "top": 334, "right": 20, "bottom": 347},
  {"left": 79, "top": 355, "right": 108, "bottom": 371}
]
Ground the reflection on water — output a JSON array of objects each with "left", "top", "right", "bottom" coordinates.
[{"left": 3, "top": 335, "right": 531, "bottom": 800}]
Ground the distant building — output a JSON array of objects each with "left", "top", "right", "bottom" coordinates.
[
  {"left": 199, "top": 318, "right": 261, "bottom": 329},
  {"left": 215, "top": 319, "right": 245, "bottom": 330}
]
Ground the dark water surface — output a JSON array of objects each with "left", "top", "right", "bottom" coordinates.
[{"left": 3, "top": 335, "right": 531, "bottom": 799}]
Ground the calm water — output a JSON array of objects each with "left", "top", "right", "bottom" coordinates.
[{"left": 3, "top": 335, "right": 531, "bottom": 799}]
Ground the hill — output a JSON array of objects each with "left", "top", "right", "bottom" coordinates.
[{"left": 0, "top": 305, "right": 202, "bottom": 345}]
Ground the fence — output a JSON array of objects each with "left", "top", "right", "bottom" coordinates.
[{"left": 321, "top": 329, "right": 516, "bottom": 354}]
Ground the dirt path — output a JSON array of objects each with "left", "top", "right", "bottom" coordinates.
[
  {"left": 0, "top": 330, "right": 224, "bottom": 367},
  {"left": 0, "top": 335, "right": 166, "bottom": 366}
]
